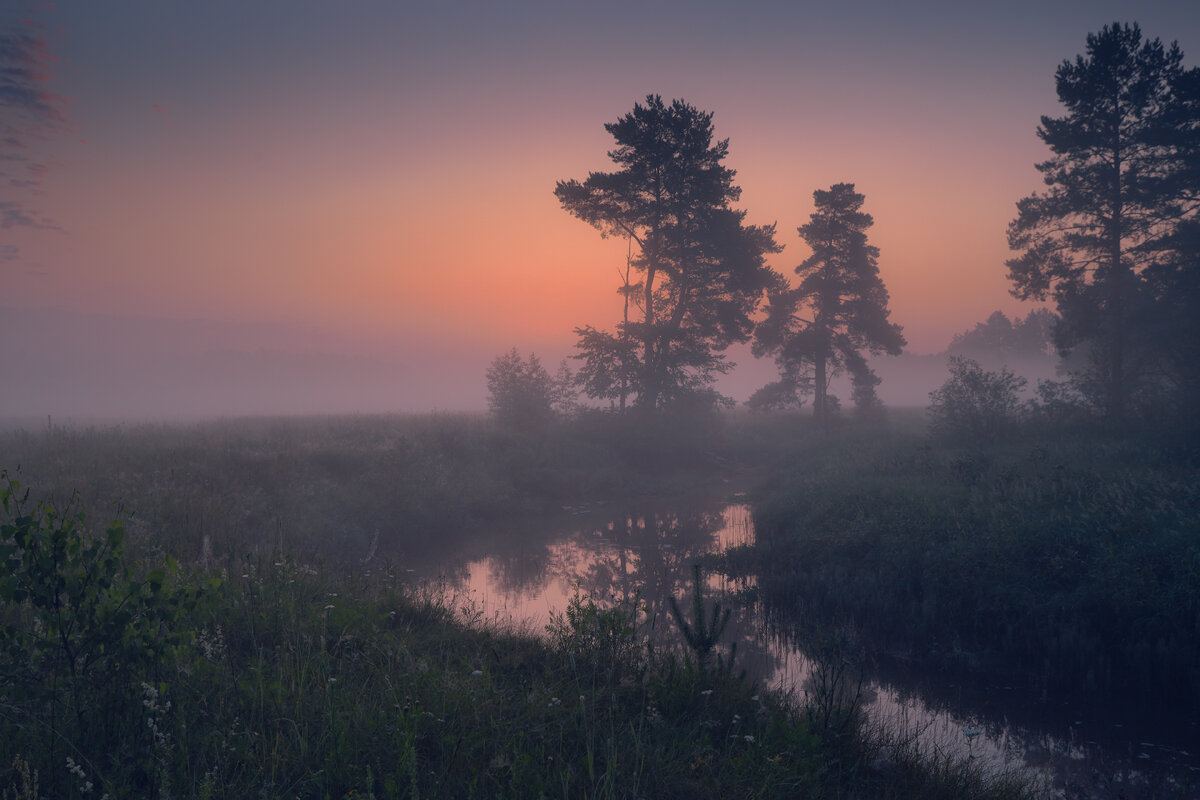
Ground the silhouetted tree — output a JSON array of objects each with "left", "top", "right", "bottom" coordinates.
[
  {"left": 1007, "top": 23, "right": 1200, "bottom": 420},
  {"left": 754, "top": 184, "right": 905, "bottom": 423},
  {"left": 486, "top": 349, "right": 555, "bottom": 430},
  {"left": 556, "top": 95, "right": 782, "bottom": 412},
  {"left": 948, "top": 309, "right": 1059, "bottom": 362},
  {"left": 745, "top": 378, "right": 807, "bottom": 414},
  {"left": 928, "top": 357, "right": 1028, "bottom": 442},
  {"left": 1142, "top": 217, "right": 1200, "bottom": 415}
]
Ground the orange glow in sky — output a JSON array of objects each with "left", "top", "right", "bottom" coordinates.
[{"left": 4, "top": 1, "right": 1198, "bottom": 415}]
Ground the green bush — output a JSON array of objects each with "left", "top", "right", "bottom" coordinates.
[
  {"left": 0, "top": 471, "right": 203, "bottom": 797},
  {"left": 928, "top": 357, "right": 1027, "bottom": 442}
]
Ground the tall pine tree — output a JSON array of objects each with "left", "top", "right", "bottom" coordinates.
[
  {"left": 556, "top": 95, "right": 781, "bottom": 412},
  {"left": 754, "top": 184, "right": 904, "bottom": 422},
  {"left": 1007, "top": 23, "right": 1200, "bottom": 420}
]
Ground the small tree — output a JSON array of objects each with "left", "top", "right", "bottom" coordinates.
[
  {"left": 928, "top": 357, "right": 1028, "bottom": 442},
  {"left": 485, "top": 349, "right": 555, "bottom": 430},
  {"left": 745, "top": 378, "right": 806, "bottom": 414}
]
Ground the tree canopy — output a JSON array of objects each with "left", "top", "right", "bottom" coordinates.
[
  {"left": 486, "top": 349, "right": 559, "bottom": 430},
  {"left": 947, "top": 309, "right": 1058, "bottom": 363},
  {"left": 753, "top": 183, "right": 904, "bottom": 421},
  {"left": 555, "top": 95, "right": 781, "bottom": 412},
  {"left": 1006, "top": 22, "right": 1200, "bottom": 419}
]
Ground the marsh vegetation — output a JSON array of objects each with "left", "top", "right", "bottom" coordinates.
[{"left": 2, "top": 407, "right": 1197, "bottom": 798}]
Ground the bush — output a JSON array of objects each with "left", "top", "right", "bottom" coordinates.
[
  {"left": 486, "top": 348, "right": 557, "bottom": 429},
  {"left": 0, "top": 472, "right": 202, "bottom": 796},
  {"left": 927, "top": 357, "right": 1027, "bottom": 442}
]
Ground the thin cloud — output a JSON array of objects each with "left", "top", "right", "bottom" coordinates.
[
  {"left": 1, "top": 7, "right": 69, "bottom": 234},
  {"left": 0, "top": 199, "right": 58, "bottom": 230},
  {"left": 0, "top": 29, "right": 67, "bottom": 126}
]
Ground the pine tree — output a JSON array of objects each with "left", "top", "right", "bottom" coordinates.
[
  {"left": 1007, "top": 23, "right": 1200, "bottom": 419},
  {"left": 753, "top": 184, "right": 904, "bottom": 423},
  {"left": 556, "top": 95, "right": 781, "bottom": 412}
]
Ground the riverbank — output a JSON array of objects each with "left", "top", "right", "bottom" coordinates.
[
  {"left": 746, "top": 419, "right": 1200, "bottom": 711},
  {"left": 0, "top": 412, "right": 1031, "bottom": 799}
]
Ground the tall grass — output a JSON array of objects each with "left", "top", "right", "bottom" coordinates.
[
  {"left": 0, "top": 411, "right": 1032, "bottom": 798},
  {"left": 0, "top": 412, "right": 741, "bottom": 570},
  {"left": 0, "top": 501, "right": 1029, "bottom": 798},
  {"left": 748, "top": 420, "right": 1200, "bottom": 708}
]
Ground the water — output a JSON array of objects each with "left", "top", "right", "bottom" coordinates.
[{"left": 388, "top": 494, "right": 1199, "bottom": 799}]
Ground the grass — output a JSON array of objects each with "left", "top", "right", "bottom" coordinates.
[
  {"left": 0, "top": 412, "right": 742, "bottom": 569},
  {"left": 0, "top": 410, "right": 1032, "bottom": 799},
  {"left": 743, "top": 417, "right": 1200, "bottom": 710}
]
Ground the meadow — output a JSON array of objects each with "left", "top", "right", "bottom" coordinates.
[
  {"left": 6, "top": 407, "right": 1192, "bottom": 798},
  {"left": 742, "top": 416, "right": 1200, "bottom": 710}
]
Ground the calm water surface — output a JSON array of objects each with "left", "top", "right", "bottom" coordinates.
[{"left": 390, "top": 494, "right": 1198, "bottom": 799}]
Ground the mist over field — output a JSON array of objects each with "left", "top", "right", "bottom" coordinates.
[
  {"left": 1, "top": 306, "right": 1040, "bottom": 423},
  {"left": 0, "top": 307, "right": 486, "bottom": 421}
]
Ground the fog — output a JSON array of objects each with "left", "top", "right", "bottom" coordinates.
[
  {"left": 0, "top": 307, "right": 489, "bottom": 423},
  {"left": 1, "top": 305, "right": 1062, "bottom": 426}
]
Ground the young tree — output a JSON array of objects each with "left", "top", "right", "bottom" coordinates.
[
  {"left": 555, "top": 95, "right": 782, "bottom": 412},
  {"left": 485, "top": 349, "right": 555, "bottom": 430},
  {"left": 753, "top": 184, "right": 905, "bottom": 423},
  {"left": 928, "top": 357, "right": 1028, "bottom": 442},
  {"left": 1006, "top": 23, "right": 1200, "bottom": 420}
]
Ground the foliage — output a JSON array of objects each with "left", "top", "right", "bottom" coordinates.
[
  {"left": 545, "top": 589, "right": 645, "bottom": 685},
  {"left": 750, "top": 423, "right": 1200, "bottom": 712},
  {"left": 927, "top": 357, "right": 1028, "bottom": 442},
  {"left": 1006, "top": 23, "right": 1200, "bottom": 419},
  {"left": 556, "top": 94, "right": 782, "bottom": 411},
  {"left": 0, "top": 473, "right": 1026, "bottom": 799},
  {"left": 754, "top": 183, "right": 905, "bottom": 422},
  {"left": 1028, "top": 376, "right": 1094, "bottom": 422},
  {"left": 947, "top": 309, "right": 1059, "bottom": 362},
  {"left": 0, "top": 415, "right": 1040, "bottom": 799},
  {"left": 1140, "top": 216, "right": 1200, "bottom": 418},
  {"left": 0, "top": 471, "right": 202, "bottom": 797},
  {"left": 745, "top": 378, "right": 806, "bottom": 413},
  {"left": 486, "top": 348, "right": 561, "bottom": 429},
  {"left": 667, "top": 563, "right": 737, "bottom": 678}
]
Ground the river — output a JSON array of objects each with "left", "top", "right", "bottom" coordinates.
[{"left": 387, "top": 493, "right": 1199, "bottom": 799}]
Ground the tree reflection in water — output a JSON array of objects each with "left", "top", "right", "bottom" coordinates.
[
  {"left": 400, "top": 497, "right": 1199, "bottom": 796},
  {"left": 407, "top": 496, "right": 780, "bottom": 684}
]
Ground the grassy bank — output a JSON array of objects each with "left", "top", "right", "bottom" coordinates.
[
  {"left": 745, "top": 419, "right": 1200, "bottom": 709},
  {"left": 0, "top": 411, "right": 739, "bottom": 569},
  {"left": 0, "top": 462, "right": 1026, "bottom": 799}
]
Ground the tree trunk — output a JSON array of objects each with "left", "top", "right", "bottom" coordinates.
[
  {"left": 1108, "top": 139, "right": 1127, "bottom": 421},
  {"left": 814, "top": 343, "right": 827, "bottom": 425}
]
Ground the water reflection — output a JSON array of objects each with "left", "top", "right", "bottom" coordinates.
[
  {"left": 395, "top": 497, "right": 775, "bottom": 681},
  {"left": 387, "top": 497, "right": 1197, "bottom": 799}
]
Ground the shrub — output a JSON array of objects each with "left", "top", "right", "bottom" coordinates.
[
  {"left": 0, "top": 471, "right": 202, "bottom": 796},
  {"left": 486, "top": 348, "right": 557, "bottom": 429},
  {"left": 928, "top": 357, "right": 1027, "bottom": 442}
]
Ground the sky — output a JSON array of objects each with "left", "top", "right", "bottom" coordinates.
[{"left": 2, "top": 0, "right": 1199, "bottom": 419}]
